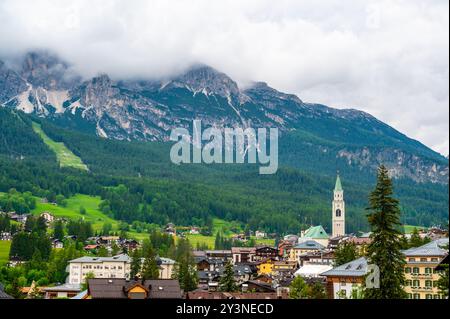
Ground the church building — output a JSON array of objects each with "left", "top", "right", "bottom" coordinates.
[{"left": 332, "top": 174, "right": 345, "bottom": 237}]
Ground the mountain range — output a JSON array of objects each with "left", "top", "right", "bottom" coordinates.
[{"left": 0, "top": 51, "right": 448, "bottom": 184}]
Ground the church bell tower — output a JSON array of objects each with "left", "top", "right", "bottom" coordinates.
[{"left": 332, "top": 173, "right": 345, "bottom": 237}]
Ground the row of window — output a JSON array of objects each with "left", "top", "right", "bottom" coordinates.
[
  {"left": 404, "top": 267, "right": 437, "bottom": 274},
  {"left": 407, "top": 293, "right": 442, "bottom": 299},
  {"left": 408, "top": 257, "right": 439, "bottom": 262},
  {"left": 81, "top": 265, "right": 123, "bottom": 270},
  {"left": 405, "top": 279, "right": 438, "bottom": 287}
]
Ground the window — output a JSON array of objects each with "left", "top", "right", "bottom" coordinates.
[
  {"left": 405, "top": 280, "right": 412, "bottom": 286},
  {"left": 425, "top": 280, "right": 432, "bottom": 287},
  {"left": 433, "top": 295, "right": 440, "bottom": 299},
  {"left": 431, "top": 258, "right": 438, "bottom": 262},
  {"left": 426, "top": 294, "right": 432, "bottom": 299},
  {"left": 409, "top": 258, "right": 416, "bottom": 262},
  {"left": 407, "top": 293, "right": 412, "bottom": 299},
  {"left": 420, "top": 258, "right": 427, "bottom": 262},
  {"left": 405, "top": 267, "right": 411, "bottom": 273},
  {"left": 425, "top": 268, "right": 432, "bottom": 274},
  {"left": 412, "top": 267, "right": 420, "bottom": 274},
  {"left": 413, "top": 280, "right": 420, "bottom": 287},
  {"left": 413, "top": 294, "right": 420, "bottom": 299}
]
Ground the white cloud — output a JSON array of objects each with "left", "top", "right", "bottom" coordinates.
[{"left": 0, "top": 0, "right": 448, "bottom": 155}]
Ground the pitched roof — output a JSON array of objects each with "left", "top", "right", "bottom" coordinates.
[
  {"left": 334, "top": 174, "right": 343, "bottom": 192},
  {"left": 303, "top": 226, "right": 329, "bottom": 239},
  {"left": 402, "top": 238, "right": 449, "bottom": 257},
  {"left": 87, "top": 279, "right": 182, "bottom": 299},
  {"left": 69, "top": 254, "right": 130, "bottom": 263},
  {"left": 294, "top": 240, "right": 325, "bottom": 250},
  {"left": 320, "top": 257, "right": 368, "bottom": 277},
  {"left": 0, "top": 283, "right": 13, "bottom": 299}
]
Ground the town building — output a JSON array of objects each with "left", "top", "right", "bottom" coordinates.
[
  {"left": 39, "top": 212, "right": 54, "bottom": 224},
  {"left": 43, "top": 284, "right": 82, "bottom": 299},
  {"left": 255, "top": 246, "right": 279, "bottom": 261},
  {"left": 403, "top": 238, "right": 448, "bottom": 299},
  {"left": 256, "top": 258, "right": 276, "bottom": 275},
  {"left": 232, "top": 247, "right": 256, "bottom": 264},
  {"left": 289, "top": 240, "right": 325, "bottom": 263},
  {"left": 320, "top": 257, "right": 368, "bottom": 299},
  {"left": 68, "top": 254, "right": 131, "bottom": 285},
  {"left": 85, "top": 279, "right": 182, "bottom": 299},
  {"left": 332, "top": 174, "right": 345, "bottom": 237},
  {"left": 301, "top": 225, "right": 330, "bottom": 247},
  {"left": 205, "top": 250, "right": 233, "bottom": 262}
]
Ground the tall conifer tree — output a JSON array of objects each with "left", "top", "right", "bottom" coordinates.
[{"left": 365, "top": 165, "right": 406, "bottom": 299}]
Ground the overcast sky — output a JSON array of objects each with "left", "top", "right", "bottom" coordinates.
[{"left": 0, "top": 0, "right": 448, "bottom": 155}]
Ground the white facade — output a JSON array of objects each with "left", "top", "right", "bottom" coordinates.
[
  {"left": 68, "top": 254, "right": 176, "bottom": 284},
  {"left": 68, "top": 254, "right": 131, "bottom": 284}
]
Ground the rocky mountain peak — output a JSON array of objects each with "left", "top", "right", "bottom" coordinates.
[{"left": 168, "top": 65, "right": 241, "bottom": 98}]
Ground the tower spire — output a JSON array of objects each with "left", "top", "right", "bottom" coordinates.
[{"left": 334, "top": 173, "right": 343, "bottom": 192}]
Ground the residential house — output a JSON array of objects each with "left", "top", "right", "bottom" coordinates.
[
  {"left": 157, "top": 257, "right": 176, "bottom": 279},
  {"left": 205, "top": 250, "right": 232, "bottom": 262},
  {"left": 232, "top": 247, "right": 256, "bottom": 264},
  {"left": 39, "top": 212, "right": 54, "bottom": 224},
  {"left": 0, "top": 232, "right": 12, "bottom": 241},
  {"left": 165, "top": 223, "right": 176, "bottom": 236},
  {"left": 289, "top": 240, "right": 325, "bottom": 263},
  {"left": 43, "top": 284, "right": 82, "bottom": 299},
  {"left": 241, "top": 280, "right": 275, "bottom": 293},
  {"left": 190, "top": 226, "right": 200, "bottom": 235},
  {"left": 256, "top": 258, "right": 276, "bottom": 276},
  {"left": 255, "top": 231, "right": 266, "bottom": 239},
  {"left": 403, "top": 238, "right": 448, "bottom": 299},
  {"left": 320, "top": 257, "right": 368, "bottom": 299},
  {"left": 298, "top": 250, "right": 335, "bottom": 267},
  {"left": 277, "top": 240, "right": 294, "bottom": 259},
  {"left": 8, "top": 213, "right": 28, "bottom": 224},
  {"left": 255, "top": 246, "right": 279, "bottom": 261},
  {"left": 52, "top": 239, "right": 64, "bottom": 249},
  {"left": 86, "top": 278, "right": 182, "bottom": 299}
]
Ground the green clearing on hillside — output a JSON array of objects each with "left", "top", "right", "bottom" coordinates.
[
  {"left": 185, "top": 218, "right": 275, "bottom": 249},
  {"left": 0, "top": 241, "right": 11, "bottom": 266},
  {"left": 31, "top": 194, "right": 117, "bottom": 232},
  {"left": 32, "top": 122, "right": 88, "bottom": 171}
]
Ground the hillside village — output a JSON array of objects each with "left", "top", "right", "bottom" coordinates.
[{"left": 0, "top": 173, "right": 448, "bottom": 300}]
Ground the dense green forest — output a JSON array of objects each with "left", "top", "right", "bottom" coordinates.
[{"left": 0, "top": 108, "right": 448, "bottom": 234}]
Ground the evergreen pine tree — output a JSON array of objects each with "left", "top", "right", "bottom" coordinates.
[
  {"left": 219, "top": 261, "right": 237, "bottom": 292},
  {"left": 130, "top": 249, "right": 142, "bottom": 279},
  {"left": 141, "top": 248, "right": 160, "bottom": 280},
  {"left": 364, "top": 165, "right": 406, "bottom": 299},
  {"left": 289, "top": 276, "right": 309, "bottom": 299},
  {"left": 53, "top": 220, "right": 65, "bottom": 240}
]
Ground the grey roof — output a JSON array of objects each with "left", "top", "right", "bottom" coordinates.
[
  {"left": 69, "top": 254, "right": 130, "bottom": 263},
  {"left": 43, "top": 283, "right": 82, "bottom": 292},
  {"left": 0, "top": 283, "right": 13, "bottom": 299},
  {"left": 294, "top": 240, "right": 325, "bottom": 250},
  {"left": 71, "top": 290, "right": 88, "bottom": 299},
  {"left": 320, "top": 257, "right": 368, "bottom": 277},
  {"left": 402, "top": 238, "right": 449, "bottom": 257}
]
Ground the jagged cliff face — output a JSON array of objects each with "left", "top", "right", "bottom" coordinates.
[{"left": 0, "top": 52, "right": 448, "bottom": 183}]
